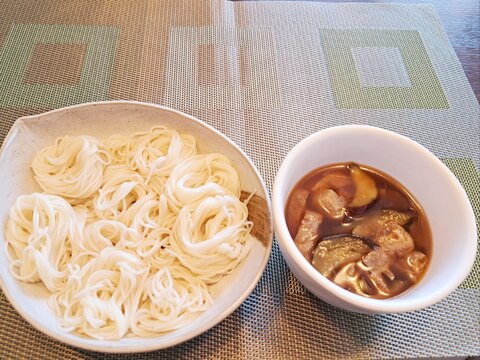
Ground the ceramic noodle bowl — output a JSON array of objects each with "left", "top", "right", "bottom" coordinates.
[{"left": 0, "top": 101, "right": 273, "bottom": 352}]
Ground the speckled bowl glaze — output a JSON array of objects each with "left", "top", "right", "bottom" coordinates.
[
  {"left": 272, "top": 125, "right": 477, "bottom": 314},
  {"left": 0, "top": 101, "right": 272, "bottom": 353}
]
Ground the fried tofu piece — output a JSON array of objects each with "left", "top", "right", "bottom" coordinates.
[
  {"left": 374, "top": 221, "right": 415, "bottom": 257},
  {"left": 310, "top": 188, "right": 346, "bottom": 219},
  {"left": 288, "top": 188, "right": 309, "bottom": 228},
  {"left": 294, "top": 210, "right": 323, "bottom": 262}
]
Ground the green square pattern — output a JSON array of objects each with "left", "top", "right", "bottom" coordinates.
[
  {"left": 0, "top": 24, "right": 119, "bottom": 108},
  {"left": 320, "top": 29, "right": 449, "bottom": 109}
]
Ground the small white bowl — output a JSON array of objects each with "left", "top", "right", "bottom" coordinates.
[
  {"left": 272, "top": 125, "right": 477, "bottom": 314},
  {"left": 0, "top": 101, "right": 272, "bottom": 352}
]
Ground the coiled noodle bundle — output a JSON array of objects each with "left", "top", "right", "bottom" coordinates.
[
  {"left": 31, "top": 136, "right": 109, "bottom": 200},
  {"left": 165, "top": 153, "right": 241, "bottom": 213},
  {"left": 126, "top": 126, "right": 196, "bottom": 187},
  {"left": 50, "top": 247, "right": 147, "bottom": 340},
  {"left": 94, "top": 166, "right": 149, "bottom": 222},
  {"left": 5, "top": 193, "right": 77, "bottom": 292},
  {"left": 170, "top": 194, "right": 253, "bottom": 283},
  {"left": 131, "top": 265, "right": 212, "bottom": 336}
]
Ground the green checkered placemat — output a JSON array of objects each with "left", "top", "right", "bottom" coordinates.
[{"left": 0, "top": 1, "right": 479, "bottom": 358}]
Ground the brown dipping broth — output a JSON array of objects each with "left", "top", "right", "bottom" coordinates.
[{"left": 285, "top": 162, "right": 432, "bottom": 299}]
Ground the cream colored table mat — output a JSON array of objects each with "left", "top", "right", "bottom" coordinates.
[{"left": 0, "top": 1, "right": 479, "bottom": 358}]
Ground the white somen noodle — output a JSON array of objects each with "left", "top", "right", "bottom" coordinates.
[
  {"left": 31, "top": 135, "right": 110, "bottom": 201},
  {"left": 5, "top": 126, "right": 253, "bottom": 339}
]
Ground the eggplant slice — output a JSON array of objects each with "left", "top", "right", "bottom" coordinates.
[
  {"left": 352, "top": 209, "right": 414, "bottom": 240},
  {"left": 312, "top": 235, "right": 370, "bottom": 277}
]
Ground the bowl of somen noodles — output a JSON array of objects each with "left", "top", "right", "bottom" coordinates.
[{"left": 0, "top": 101, "right": 272, "bottom": 352}]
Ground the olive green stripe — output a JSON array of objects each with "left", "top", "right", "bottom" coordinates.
[{"left": 442, "top": 158, "right": 480, "bottom": 289}]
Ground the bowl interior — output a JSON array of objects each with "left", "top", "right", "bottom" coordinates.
[
  {"left": 274, "top": 125, "right": 477, "bottom": 312},
  {"left": 0, "top": 101, "right": 272, "bottom": 352}
]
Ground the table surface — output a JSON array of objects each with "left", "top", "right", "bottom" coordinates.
[{"left": 0, "top": 1, "right": 479, "bottom": 359}]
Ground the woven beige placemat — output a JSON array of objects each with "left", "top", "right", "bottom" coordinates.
[{"left": 0, "top": 0, "right": 479, "bottom": 358}]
